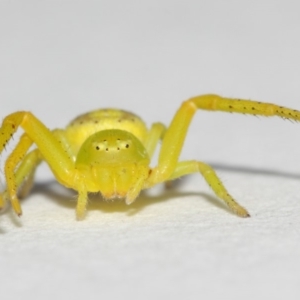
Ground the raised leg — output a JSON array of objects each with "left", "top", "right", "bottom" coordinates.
[
  {"left": 147, "top": 94, "right": 300, "bottom": 186},
  {"left": 169, "top": 160, "right": 250, "bottom": 217}
]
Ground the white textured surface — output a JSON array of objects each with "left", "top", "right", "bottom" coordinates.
[{"left": 1, "top": 1, "right": 300, "bottom": 300}]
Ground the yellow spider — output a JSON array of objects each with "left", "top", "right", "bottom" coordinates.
[{"left": 0, "top": 94, "right": 299, "bottom": 220}]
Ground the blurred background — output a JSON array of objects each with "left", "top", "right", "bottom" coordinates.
[{"left": 0, "top": 1, "right": 300, "bottom": 299}]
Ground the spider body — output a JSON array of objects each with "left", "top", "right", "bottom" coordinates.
[
  {"left": 63, "top": 109, "right": 151, "bottom": 200},
  {"left": 1, "top": 94, "right": 300, "bottom": 220}
]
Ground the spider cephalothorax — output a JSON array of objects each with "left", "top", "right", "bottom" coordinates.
[{"left": 75, "top": 129, "right": 150, "bottom": 201}]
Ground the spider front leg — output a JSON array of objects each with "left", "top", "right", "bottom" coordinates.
[{"left": 0, "top": 112, "right": 77, "bottom": 216}]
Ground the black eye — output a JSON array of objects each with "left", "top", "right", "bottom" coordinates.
[
  {"left": 125, "top": 144, "right": 129, "bottom": 148},
  {"left": 96, "top": 146, "right": 100, "bottom": 150}
]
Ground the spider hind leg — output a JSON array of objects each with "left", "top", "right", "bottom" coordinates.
[{"left": 169, "top": 160, "right": 250, "bottom": 217}]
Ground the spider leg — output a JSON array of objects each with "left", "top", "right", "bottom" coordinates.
[
  {"left": 143, "top": 122, "right": 175, "bottom": 189},
  {"left": 0, "top": 112, "right": 74, "bottom": 176},
  {"left": 17, "top": 162, "right": 36, "bottom": 199},
  {"left": 0, "top": 112, "right": 75, "bottom": 215},
  {"left": 144, "top": 122, "right": 166, "bottom": 159},
  {"left": 0, "top": 133, "right": 33, "bottom": 215},
  {"left": 169, "top": 160, "right": 250, "bottom": 217},
  {"left": 52, "top": 129, "right": 77, "bottom": 162},
  {"left": 13, "top": 148, "right": 42, "bottom": 198},
  {"left": 190, "top": 94, "right": 300, "bottom": 120},
  {"left": 0, "top": 148, "right": 42, "bottom": 210},
  {"left": 147, "top": 94, "right": 300, "bottom": 186},
  {"left": 76, "top": 189, "right": 88, "bottom": 220}
]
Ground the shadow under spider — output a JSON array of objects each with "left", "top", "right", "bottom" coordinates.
[{"left": 27, "top": 177, "right": 231, "bottom": 216}]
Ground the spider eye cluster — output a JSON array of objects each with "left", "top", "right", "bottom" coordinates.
[{"left": 93, "top": 138, "right": 130, "bottom": 152}]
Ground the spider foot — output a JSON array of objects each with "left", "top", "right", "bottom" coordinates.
[
  {"left": 11, "top": 195, "right": 23, "bottom": 217},
  {"left": 232, "top": 205, "right": 251, "bottom": 218}
]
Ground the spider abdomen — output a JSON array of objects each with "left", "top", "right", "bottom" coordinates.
[{"left": 64, "top": 109, "right": 148, "bottom": 155}]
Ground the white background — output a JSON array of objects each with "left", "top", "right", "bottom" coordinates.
[{"left": 1, "top": 1, "right": 300, "bottom": 299}]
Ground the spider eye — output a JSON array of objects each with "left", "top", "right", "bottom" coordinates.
[{"left": 95, "top": 146, "right": 100, "bottom": 150}]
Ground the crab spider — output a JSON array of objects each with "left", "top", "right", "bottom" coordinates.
[{"left": 0, "top": 94, "right": 299, "bottom": 220}]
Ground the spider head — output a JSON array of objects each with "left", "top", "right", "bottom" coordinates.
[{"left": 75, "top": 129, "right": 150, "bottom": 200}]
